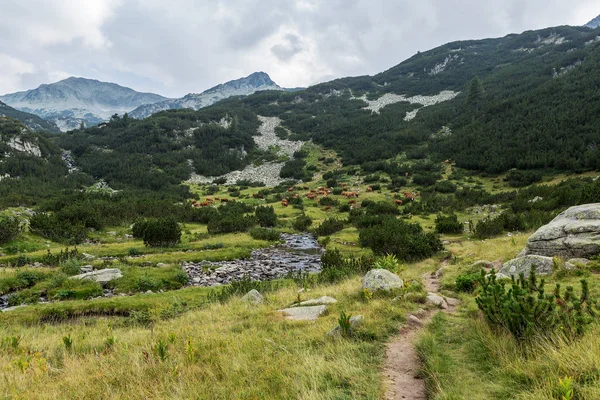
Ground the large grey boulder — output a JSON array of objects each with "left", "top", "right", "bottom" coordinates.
[
  {"left": 70, "top": 268, "right": 122, "bottom": 286},
  {"left": 241, "top": 289, "right": 264, "bottom": 305},
  {"left": 498, "top": 255, "right": 555, "bottom": 277},
  {"left": 278, "top": 305, "right": 327, "bottom": 321},
  {"left": 522, "top": 204, "right": 600, "bottom": 259},
  {"left": 362, "top": 269, "right": 404, "bottom": 292}
]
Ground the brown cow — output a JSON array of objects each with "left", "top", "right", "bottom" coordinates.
[
  {"left": 367, "top": 187, "right": 373, "bottom": 193},
  {"left": 323, "top": 206, "right": 332, "bottom": 211},
  {"left": 220, "top": 198, "right": 229, "bottom": 203},
  {"left": 281, "top": 199, "right": 289, "bottom": 207},
  {"left": 200, "top": 201, "right": 210, "bottom": 207},
  {"left": 287, "top": 187, "right": 295, "bottom": 192},
  {"left": 206, "top": 198, "right": 214, "bottom": 202},
  {"left": 348, "top": 200, "right": 356, "bottom": 205},
  {"left": 395, "top": 199, "right": 403, "bottom": 205}
]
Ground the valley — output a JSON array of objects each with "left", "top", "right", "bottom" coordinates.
[{"left": 1, "top": 12, "right": 600, "bottom": 400}]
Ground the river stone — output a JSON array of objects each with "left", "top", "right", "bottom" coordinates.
[
  {"left": 522, "top": 203, "right": 600, "bottom": 259},
  {"left": 327, "top": 315, "right": 364, "bottom": 336},
  {"left": 278, "top": 305, "right": 327, "bottom": 321},
  {"left": 362, "top": 269, "right": 404, "bottom": 292},
  {"left": 426, "top": 293, "right": 448, "bottom": 309},
  {"left": 295, "top": 296, "right": 337, "bottom": 307},
  {"left": 241, "top": 289, "right": 264, "bottom": 305},
  {"left": 498, "top": 255, "right": 555, "bottom": 277},
  {"left": 70, "top": 268, "right": 123, "bottom": 286}
]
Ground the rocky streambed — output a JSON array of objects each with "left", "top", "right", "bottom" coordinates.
[{"left": 183, "top": 233, "right": 322, "bottom": 286}]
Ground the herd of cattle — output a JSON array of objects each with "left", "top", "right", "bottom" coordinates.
[{"left": 191, "top": 185, "right": 420, "bottom": 210}]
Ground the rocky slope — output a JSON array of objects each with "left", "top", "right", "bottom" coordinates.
[
  {"left": 129, "top": 72, "right": 283, "bottom": 119},
  {"left": 0, "top": 77, "right": 169, "bottom": 131},
  {"left": 0, "top": 101, "right": 59, "bottom": 133},
  {"left": 0, "top": 117, "right": 66, "bottom": 180}
]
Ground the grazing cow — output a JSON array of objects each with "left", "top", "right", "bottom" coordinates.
[
  {"left": 281, "top": 199, "right": 289, "bottom": 207},
  {"left": 215, "top": 197, "right": 221, "bottom": 201},
  {"left": 392, "top": 192, "right": 397, "bottom": 198},
  {"left": 200, "top": 201, "right": 210, "bottom": 207},
  {"left": 288, "top": 187, "right": 295, "bottom": 192},
  {"left": 395, "top": 199, "right": 403, "bottom": 205},
  {"left": 323, "top": 206, "right": 332, "bottom": 211},
  {"left": 220, "top": 198, "right": 229, "bottom": 203},
  {"left": 348, "top": 200, "right": 356, "bottom": 205},
  {"left": 206, "top": 198, "right": 214, "bottom": 202},
  {"left": 367, "top": 187, "right": 373, "bottom": 193}
]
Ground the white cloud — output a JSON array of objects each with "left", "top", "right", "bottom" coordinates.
[{"left": 0, "top": 54, "right": 35, "bottom": 93}]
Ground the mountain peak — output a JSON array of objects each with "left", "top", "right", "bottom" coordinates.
[
  {"left": 129, "top": 72, "right": 283, "bottom": 119},
  {"left": 585, "top": 15, "right": 600, "bottom": 29}
]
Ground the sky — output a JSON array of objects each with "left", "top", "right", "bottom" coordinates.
[{"left": 1, "top": 0, "right": 599, "bottom": 98}]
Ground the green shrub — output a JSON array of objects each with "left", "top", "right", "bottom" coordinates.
[
  {"left": 373, "top": 254, "right": 400, "bottom": 272},
  {"left": 0, "top": 217, "right": 23, "bottom": 244},
  {"left": 315, "top": 218, "right": 344, "bottom": 236},
  {"left": 476, "top": 268, "right": 599, "bottom": 343},
  {"left": 455, "top": 272, "right": 480, "bottom": 293},
  {"left": 249, "top": 227, "right": 280, "bottom": 241},
  {"left": 505, "top": 170, "right": 542, "bottom": 188},
  {"left": 255, "top": 206, "right": 277, "bottom": 227},
  {"left": 474, "top": 216, "right": 505, "bottom": 239},
  {"left": 29, "top": 213, "right": 87, "bottom": 244},
  {"left": 132, "top": 218, "right": 181, "bottom": 247},
  {"left": 434, "top": 180, "right": 457, "bottom": 193},
  {"left": 293, "top": 214, "right": 312, "bottom": 231},
  {"left": 359, "top": 218, "right": 442, "bottom": 261},
  {"left": 319, "top": 197, "right": 339, "bottom": 207},
  {"left": 435, "top": 214, "right": 464, "bottom": 234}
]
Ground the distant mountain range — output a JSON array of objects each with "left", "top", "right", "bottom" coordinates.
[
  {"left": 0, "top": 77, "right": 169, "bottom": 131},
  {"left": 0, "top": 101, "right": 60, "bottom": 133},
  {"left": 0, "top": 72, "right": 287, "bottom": 131},
  {"left": 586, "top": 15, "right": 600, "bottom": 29},
  {"left": 128, "top": 72, "right": 284, "bottom": 119}
]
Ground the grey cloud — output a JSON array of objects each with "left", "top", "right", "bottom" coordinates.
[
  {"left": 271, "top": 34, "right": 305, "bottom": 61},
  {"left": 0, "top": 0, "right": 598, "bottom": 97}
]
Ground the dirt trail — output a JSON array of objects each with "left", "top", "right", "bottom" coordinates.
[{"left": 383, "top": 266, "right": 456, "bottom": 400}]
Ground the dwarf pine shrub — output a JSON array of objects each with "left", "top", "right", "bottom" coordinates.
[{"left": 476, "top": 266, "right": 599, "bottom": 343}]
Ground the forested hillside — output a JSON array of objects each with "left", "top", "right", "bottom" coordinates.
[
  {"left": 7, "top": 24, "right": 600, "bottom": 197},
  {"left": 0, "top": 101, "right": 60, "bottom": 133}
]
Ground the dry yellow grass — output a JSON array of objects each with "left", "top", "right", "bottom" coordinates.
[{"left": 0, "top": 277, "right": 425, "bottom": 399}]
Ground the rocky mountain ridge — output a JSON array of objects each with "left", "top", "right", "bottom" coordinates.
[
  {"left": 0, "top": 77, "right": 169, "bottom": 131},
  {"left": 129, "top": 72, "right": 283, "bottom": 119},
  {"left": 586, "top": 15, "right": 600, "bottom": 29}
]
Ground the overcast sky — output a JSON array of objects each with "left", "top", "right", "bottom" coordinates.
[{"left": 1, "top": 0, "right": 599, "bottom": 98}]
